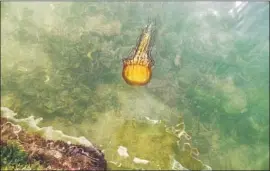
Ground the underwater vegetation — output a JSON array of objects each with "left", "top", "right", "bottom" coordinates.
[
  {"left": 1, "top": 108, "right": 107, "bottom": 170},
  {"left": 0, "top": 141, "right": 45, "bottom": 170},
  {"left": 1, "top": 1, "right": 269, "bottom": 170}
]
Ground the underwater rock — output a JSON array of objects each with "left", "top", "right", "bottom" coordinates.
[
  {"left": 117, "top": 146, "right": 129, "bottom": 158},
  {"left": 0, "top": 117, "right": 107, "bottom": 170},
  {"left": 133, "top": 157, "right": 150, "bottom": 165}
]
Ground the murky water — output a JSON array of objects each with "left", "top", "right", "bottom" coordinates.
[{"left": 1, "top": 2, "right": 269, "bottom": 170}]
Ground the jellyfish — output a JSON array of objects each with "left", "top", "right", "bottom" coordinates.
[{"left": 122, "top": 22, "right": 156, "bottom": 86}]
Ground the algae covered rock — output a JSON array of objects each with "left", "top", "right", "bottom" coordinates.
[{"left": 0, "top": 107, "right": 107, "bottom": 170}]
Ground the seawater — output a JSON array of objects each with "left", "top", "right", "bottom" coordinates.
[{"left": 1, "top": 2, "right": 269, "bottom": 170}]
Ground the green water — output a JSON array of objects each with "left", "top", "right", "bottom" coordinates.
[{"left": 1, "top": 2, "right": 269, "bottom": 170}]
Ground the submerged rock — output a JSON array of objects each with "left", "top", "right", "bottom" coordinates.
[{"left": 0, "top": 117, "right": 107, "bottom": 170}]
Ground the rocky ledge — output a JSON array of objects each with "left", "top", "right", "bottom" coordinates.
[{"left": 0, "top": 117, "right": 107, "bottom": 170}]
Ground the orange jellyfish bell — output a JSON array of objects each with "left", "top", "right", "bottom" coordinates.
[{"left": 122, "top": 22, "right": 155, "bottom": 86}]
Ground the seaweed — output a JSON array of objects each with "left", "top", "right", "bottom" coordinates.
[
  {"left": 1, "top": 142, "right": 28, "bottom": 167},
  {"left": 0, "top": 141, "right": 44, "bottom": 170}
]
